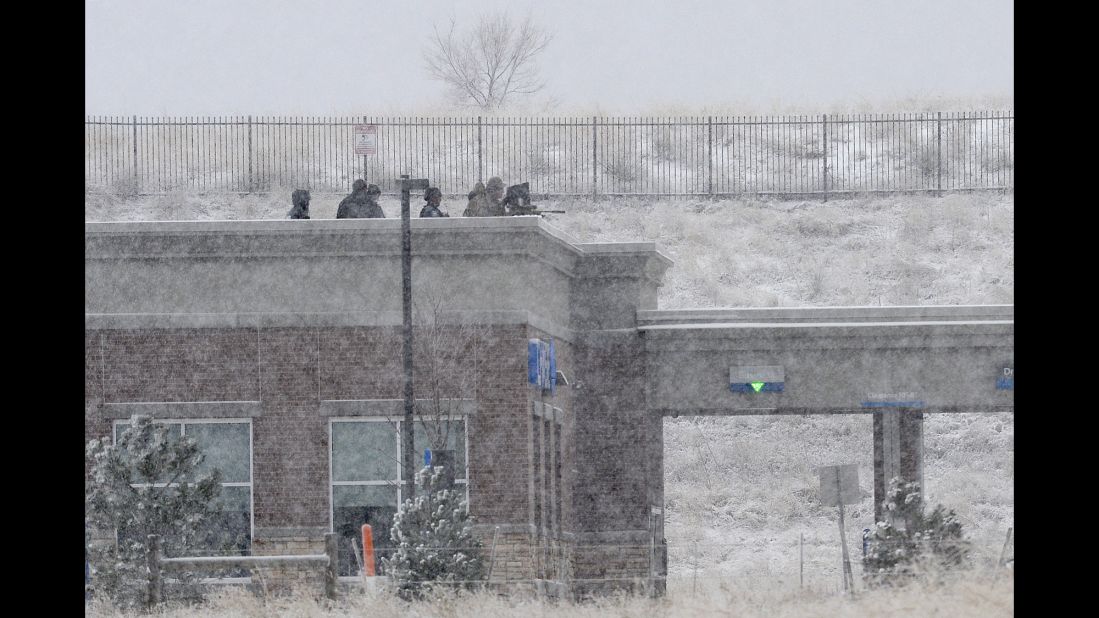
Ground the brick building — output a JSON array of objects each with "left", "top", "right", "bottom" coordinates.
[
  {"left": 85, "top": 217, "right": 1012, "bottom": 598},
  {"left": 86, "top": 217, "right": 674, "bottom": 597}
]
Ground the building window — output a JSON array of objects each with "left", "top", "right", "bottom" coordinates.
[
  {"left": 112, "top": 419, "right": 253, "bottom": 555},
  {"left": 329, "top": 418, "right": 467, "bottom": 577}
]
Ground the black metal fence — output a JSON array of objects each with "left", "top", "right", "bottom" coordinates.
[{"left": 84, "top": 113, "right": 1013, "bottom": 197}]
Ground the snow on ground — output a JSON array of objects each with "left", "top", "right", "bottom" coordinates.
[{"left": 85, "top": 189, "right": 1014, "bottom": 582}]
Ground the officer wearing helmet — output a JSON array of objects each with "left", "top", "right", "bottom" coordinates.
[
  {"left": 463, "top": 181, "right": 489, "bottom": 217},
  {"left": 419, "top": 187, "right": 450, "bottom": 217},
  {"left": 337, "top": 179, "right": 385, "bottom": 218},
  {"left": 287, "top": 189, "right": 311, "bottom": 219},
  {"left": 485, "top": 177, "right": 507, "bottom": 216}
]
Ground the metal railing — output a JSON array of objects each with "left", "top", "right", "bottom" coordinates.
[
  {"left": 85, "top": 113, "right": 1013, "bottom": 199},
  {"left": 119, "top": 530, "right": 1012, "bottom": 607},
  {"left": 144, "top": 533, "right": 338, "bottom": 606}
]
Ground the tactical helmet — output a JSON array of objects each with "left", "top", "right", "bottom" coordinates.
[
  {"left": 486, "top": 177, "right": 505, "bottom": 191},
  {"left": 352, "top": 179, "right": 367, "bottom": 191},
  {"left": 424, "top": 187, "right": 442, "bottom": 201},
  {"left": 366, "top": 184, "right": 381, "bottom": 196}
]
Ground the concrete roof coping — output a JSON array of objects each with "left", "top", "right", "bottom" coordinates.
[
  {"left": 638, "top": 305, "right": 1013, "bottom": 325},
  {"left": 85, "top": 216, "right": 675, "bottom": 267},
  {"left": 85, "top": 215, "right": 583, "bottom": 240},
  {"left": 575, "top": 242, "right": 674, "bottom": 266}
]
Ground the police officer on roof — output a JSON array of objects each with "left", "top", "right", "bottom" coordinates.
[
  {"left": 484, "top": 177, "right": 507, "bottom": 216},
  {"left": 463, "top": 181, "right": 488, "bottom": 217},
  {"left": 287, "top": 189, "right": 311, "bottom": 219},
  {"left": 337, "top": 180, "right": 385, "bottom": 218},
  {"left": 419, "top": 187, "right": 449, "bottom": 217}
]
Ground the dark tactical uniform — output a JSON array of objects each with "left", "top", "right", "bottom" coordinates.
[
  {"left": 337, "top": 181, "right": 385, "bottom": 218},
  {"left": 419, "top": 187, "right": 450, "bottom": 217},
  {"left": 463, "top": 182, "right": 489, "bottom": 217},
  {"left": 361, "top": 184, "right": 385, "bottom": 218},
  {"left": 287, "top": 189, "right": 311, "bottom": 219},
  {"left": 485, "top": 177, "right": 507, "bottom": 216},
  {"left": 503, "top": 182, "right": 537, "bottom": 215}
]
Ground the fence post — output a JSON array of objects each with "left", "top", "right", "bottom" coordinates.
[
  {"left": 477, "top": 116, "right": 483, "bottom": 183},
  {"left": 692, "top": 542, "right": 698, "bottom": 594},
  {"left": 707, "top": 116, "right": 713, "bottom": 197},
  {"left": 145, "top": 534, "right": 162, "bottom": 608},
  {"left": 592, "top": 116, "right": 598, "bottom": 200},
  {"left": 799, "top": 532, "right": 804, "bottom": 589},
  {"left": 822, "top": 114, "right": 829, "bottom": 202},
  {"left": 486, "top": 525, "right": 500, "bottom": 581},
  {"left": 324, "top": 532, "right": 338, "bottom": 600},
  {"left": 936, "top": 111, "right": 943, "bottom": 195},
  {"left": 132, "top": 116, "right": 139, "bottom": 194},
  {"left": 998, "top": 527, "right": 1013, "bottom": 567},
  {"left": 247, "top": 115, "right": 254, "bottom": 193}
]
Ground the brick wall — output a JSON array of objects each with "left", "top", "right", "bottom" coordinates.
[
  {"left": 251, "top": 537, "right": 328, "bottom": 598},
  {"left": 86, "top": 323, "right": 538, "bottom": 534},
  {"left": 85, "top": 320, "right": 661, "bottom": 594},
  {"left": 102, "top": 328, "right": 261, "bottom": 403},
  {"left": 570, "top": 336, "right": 657, "bottom": 533}
]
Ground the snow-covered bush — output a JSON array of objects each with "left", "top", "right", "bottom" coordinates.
[
  {"left": 863, "top": 479, "right": 970, "bottom": 585},
  {"left": 85, "top": 414, "right": 224, "bottom": 609},
  {"left": 383, "top": 466, "right": 485, "bottom": 599}
]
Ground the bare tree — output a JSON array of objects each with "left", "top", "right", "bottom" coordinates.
[
  {"left": 423, "top": 11, "right": 553, "bottom": 113},
  {"left": 411, "top": 293, "right": 482, "bottom": 461}
]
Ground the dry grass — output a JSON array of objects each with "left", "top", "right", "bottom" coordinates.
[{"left": 84, "top": 571, "right": 1013, "bottom": 617}]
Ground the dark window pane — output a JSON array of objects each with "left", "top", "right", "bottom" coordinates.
[
  {"left": 332, "top": 422, "right": 397, "bottom": 482},
  {"left": 333, "top": 484, "right": 397, "bottom": 508},
  {"left": 185, "top": 422, "right": 250, "bottom": 483},
  {"left": 216, "top": 485, "right": 251, "bottom": 512},
  {"left": 413, "top": 419, "right": 466, "bottom": 478},
  {"left": 332, "top": 485, "right": 398, "bottom": 577},
  {"left": 198, "top": 485, "right": 252, "bottom": 556}
]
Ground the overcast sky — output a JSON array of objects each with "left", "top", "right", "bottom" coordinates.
[{"left": 85, "top": 0, "right": 1013, "bottom": 115}]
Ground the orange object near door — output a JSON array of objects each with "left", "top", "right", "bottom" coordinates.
[{"left": 361, "top": 524, "right": 376, "bottom": 576}]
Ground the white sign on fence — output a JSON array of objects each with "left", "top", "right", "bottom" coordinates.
[{"left": 354, "top": 125, "right": 378, "bottom": 155}]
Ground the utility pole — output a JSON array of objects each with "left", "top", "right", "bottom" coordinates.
[{"left": 398, "top": 174, "right": 429, "bottom": 499}]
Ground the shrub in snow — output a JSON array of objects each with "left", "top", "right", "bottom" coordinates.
[
  {"left": 863, "top": 478, "right": 970, "bottom": 585},
  {"left": 85, "top": 414, "right": 224, "bottom": 609},
  {"left": 383, "top": 465, "right": 486, "bottom": 599}
]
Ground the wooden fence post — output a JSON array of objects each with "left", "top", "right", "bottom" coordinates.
[
  {"left": 799, "top": 532, "right": 804, "bottom": 589},
  {"left": 998, "top": 527, "right": 1013, "bottom": 567},
  {"left": 486, "top": 525, "right": 499, "bottom": 581},
  {"left": 146, "top": 534, "right": 162, "bottom": 607},
  {"left": 324, "top": 532, "right": 338, "bottom": 600}
]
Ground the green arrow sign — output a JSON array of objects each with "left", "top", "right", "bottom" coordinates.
[{"left": 750, "top": 381, "right": 765, "bottom": 392}]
